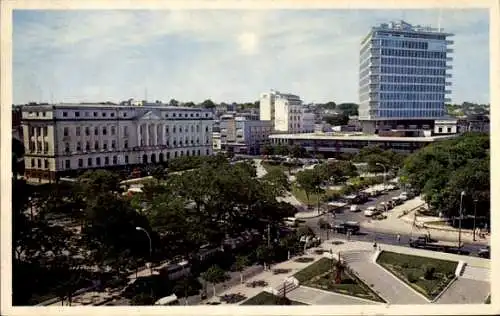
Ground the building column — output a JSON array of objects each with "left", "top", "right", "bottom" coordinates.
[
  {"left": 40, "top": 127, "right": 45, "bottom": 152},
  {"left": 34, "top": 126, "right": 38, "bottom": 152},
  {"left": 163, "top": 124, "right": 167, "bottom": 145},
  {"left": 146, "top": 124, "right": 150, "bottom": 146},
  {"left": 153, "top": 124, "right": 158, "bottom": 146},
  {"left": 137, "top": 124, "right": 141, "bottom": 147}
]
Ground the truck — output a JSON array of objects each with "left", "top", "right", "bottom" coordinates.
[
  {"left": 409, "top": 234, "right": 466, "bottom": 254},
  {"left": 333, "top": 221, "right": 360, "bottom": 235}
]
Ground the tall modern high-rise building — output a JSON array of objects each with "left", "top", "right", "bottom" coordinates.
[{"left": 358, "top": 20, "right": 454, "bottom": 134}]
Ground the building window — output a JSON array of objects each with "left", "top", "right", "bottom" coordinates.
[
  {"left": 197, "top": 149, "right": 201, "bottom": 156},
  {"left": 76, "top": 126, "right": 81, "bottom": 136},
  {"left": 124, "top": 155, "right": 129, "bottom": 163},
  {"left": 173, "top": 126, "right": 176, "bottom": 133},
  {"left": 37, "top": 159, "right": 41, "bottom": 168},
  {"left": 104, "top": 157, "right": 109, "bottom": 165},
  {"left": 103, "top": 127, "right": 107, "bottom": 135},
  {"left": 206, "top": 149, "right": 210, "bottom": 155},
  {"left": 44, "top": 141, "right": 49, "bottom": 152},
  {"left": 205, "top": 126, "right": 209, "bottom": 132},
  {"left": 64, "top": 127, "right": 69, "bottom": 136},
  {"left": 85, "top": 112, "right": 89, "bottom": 117},
  {"left": 65, "top": 160, "right": 71, "bottom": 169},
  {"left": 42, "top": 112, "right": 46, "bottom": 117},
  {"left": 111, "top": 126, "right": 116, "bottom": 135},
  {"left": 123, "top": 126, "right": 128, "bottom": 136},
  {"left": 113, "top": 156, "right": 117, "bottom": 164},
  {"left": 112, "top": 140, "right": 116, "bottom": 149},
  {"left": 173, "top": 113, "right": 176, "bottom": 117},
  {"left": 88, "top": 158, "right": 93, "bottom": 166},
  {"left": 85, "top": 142, "right": 90, "bottom": 151},
  {"left": 196, "top": 113, "right": 199, "bottom": 117},
  {"left": 31, "top": 159, "right": 35, "bottom": 168},
  {"left": 44, "top": 159, "right": 49, "bottom": 169},
  {"left": 94, "top": 141, "right": 99, "bottom": 150},
  {"left": 93, "top": 112, "right": 98, "bottom": 117},
  {"left": 438, "top": 127, "right": 443, "bottom": 133},
  {"left": 124, "top": 140, "right": 128, "bottom": 149},
  {"left": 65, "top": 143, "right": 70, "bottom": 153},
  {"left": 110, "top": 112, "right": 115, "bottom": 117},
  {"left": 78, "top": 159, "right": 83, "bottom": 167},
  {"left": 85, "top": 127, "right": 90, "bottom": 136},
  {"left": 43, "top": 126, "right": 48, "bottom": 136},
  {"left": 102, "top": 112, "right": 107, "bottom": 117},
  {"left": 75, "top": 112, "right": 80, "bottom": 117},
  {"left": 96, "top": 157, "right": 101, "bottom": 166},
  {"left": 179, "top": 126, "right": 183, "bottom": 132},
  {"left": 63, "top": 112, "right": 68, "bottom": 117},
  {"left": 103, "top": 141, "right": 108, "bottom": 150},
  {"left": 94, "top": 127, "right": 99, "bottom": 135},
  {"left": 447, "top": 127, "right": 452, "bottom": 133},
  {"left": 123, "top": 112, "right": 127, "bottom": 117},
  {"left": 76, "top": 142, "right": 81, "bottom": 151}
]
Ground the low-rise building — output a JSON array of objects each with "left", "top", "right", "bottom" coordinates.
[
  {"left": 269, "top": 132, "right": 457, "bottom": 156},
  {"left": 219, "top": 116, "right": 273, "bottom": 155}
]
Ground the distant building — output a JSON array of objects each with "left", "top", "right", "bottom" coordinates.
[
  {"left": 259, "top": 90, "right": 315, "bottom": 133},
  {"left": 21, "top": 101, "right": 214, "bottom": 182},
  {"left": 12, "top": 106, "right": 23, "bottom": 141},
  {"left": 358, "top": 20, "right": 454, "bottom": 135},
  {"left": 457, "top": 114, "right": 490, "bottom": 134},
  {"left": 218, "top": 116, "right": 273, "bottom": 155}
]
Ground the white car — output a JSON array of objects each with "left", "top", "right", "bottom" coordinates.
[
  {"left": 350, "top": 205, "right": 360, "bottom": 212},
  {"left": 364, "top": 206, "right": 377, "bottom": 217},
  {"left": 399, "top": 193, "right": 409, "bottom": 201}
]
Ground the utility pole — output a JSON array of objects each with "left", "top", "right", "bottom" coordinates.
[
  {"left": 473, "top": 199, "right": 478, "bottom": 241},
  {"left": 458, "top": 191, "right": 465, "bottom": 248}
]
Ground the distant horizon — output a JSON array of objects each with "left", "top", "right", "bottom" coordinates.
[{"left": 13, "top": 9, "right": 490, "bottom": 105}]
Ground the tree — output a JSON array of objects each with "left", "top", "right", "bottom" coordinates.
[
  {"left": 295, "top": 169, "right": 321, "bottom": 205},
  {"left": 336, "top": 103, "right": 359, "bottom": 116},
  {"left": 324, "top": 114, "right": 349, "bottom": 126},
  {"left": 261, "top": 168, "right": 290, "bottom": 197},
  {"left": 255, "top": 245, "right": 274, "bottom": 271},
  {"left": 201, "top": 265, "right": 229, "bottom": 297},
  {"left": 79, "top": 169, "right": 121, "bottom": 196},
  {"left": 200, "top": 99, "right": 216, "bottom": 109},
  {"left": 289, "top": 144, "right": 307, "bottom": 158},
  {"left": 233, "top": 256, "right": 251, "bottom": 284},
  {"left": 168, "top": 99, "right": 180, "bottom": 107},
  {"left": 401, "top": 133, "right": 489, "bottom": 220},
  {"left": 12, "top": 138, "right": 25, "bottom": 178},
  {"left": 261, "top": 144, "right": 275, "bottom": 156}
]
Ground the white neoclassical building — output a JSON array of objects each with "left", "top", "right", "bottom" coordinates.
[{"left": 21, "top": 101, "right": 214, "bottom": 182}]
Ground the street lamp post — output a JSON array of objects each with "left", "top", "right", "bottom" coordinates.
[
  {"left": 458, "top": 191, "right": 465, "bottom": 249},
  {"left": 376, "top": 163, "right": 387, "bottom": 211},
  {"left": 136, "top": 226, "right": 153, "bottom": 275},
  {"left": 473, "top": 199, "right": 478, "bottom": 241}
]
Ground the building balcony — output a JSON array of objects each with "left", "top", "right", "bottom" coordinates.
[
  {"left": 446, "top": 48, "right": 454, "bottom": 53},
  {"left": 446, "top": 65, "right": 453, "bottom": 70},
  {"left": 446, "top": 40, "right": 454, "bottom": 45},
  {"left": 446, "top": 57, "right": 453, "bottom": 61},
  {"left": 445, "top": 90, "right": 452, "bottom": 94},
  {"left": 445, "top": 82, "right": 452, "bottom": 86}
]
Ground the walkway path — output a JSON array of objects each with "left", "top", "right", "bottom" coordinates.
[
  {"left": 435, "top": 278, "right": 490, "bottom": 304},
  {"left": 344, "top": 250, "right": 428, "bottom": 304},
  {"left": 287, "top": 286, "right": 377, "bottom": 305}
]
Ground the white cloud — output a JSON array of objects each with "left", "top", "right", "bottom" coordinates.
[{"left": 13, "top": 9, "right": 489, "bottom": 104}]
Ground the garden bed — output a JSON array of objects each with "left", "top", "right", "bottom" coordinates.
[
  {"left": 376, "top": 251, "right": 458, "bottom": 300},
  {"left": 241, "top": 291, "right": 306, "bottom": 305},
  {"left": 293, "top": 258, "right": 385, "bottom": 303}
]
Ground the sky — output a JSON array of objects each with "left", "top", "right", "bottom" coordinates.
[{"left": 12, "top": 9, "right": 490, "bottom": 105}]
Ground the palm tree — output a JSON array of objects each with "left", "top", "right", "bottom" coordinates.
[
  {"left": 201, "top": 265, "right": 229, "bottom": 297},
  {"left": 233, "top": 256, "right": 250, "bottom": 284}
]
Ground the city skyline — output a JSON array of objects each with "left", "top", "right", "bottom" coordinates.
[{"left": 13, "top": 9, "right": 489, "bottom": 105}]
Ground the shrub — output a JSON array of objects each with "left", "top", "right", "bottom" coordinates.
[
  {"left": 423, "top": 265, "right": 436, "bottom": 280},
  {"left": 406, "top": 272, "right": 418, "bottom": 283}
]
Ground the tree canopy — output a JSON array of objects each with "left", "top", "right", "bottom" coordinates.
[{"left": 401, "top": 133, "right": 490, "bottom": 220}]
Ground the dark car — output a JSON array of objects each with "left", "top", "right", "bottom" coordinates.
[{"left": 478, "top": 246, "right": 490, "bottom": 258}]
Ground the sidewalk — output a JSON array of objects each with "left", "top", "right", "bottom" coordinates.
[{"left": 205, "top": 252, "right": 326, "bottom": 305}]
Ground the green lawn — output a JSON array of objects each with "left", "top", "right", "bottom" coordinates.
[
  {"left": 376, "top": 251, "right": 458, "bottom": 300},
  {"left": 293, "top": 258, "right": 386, "bottom": 303},
  {"left": 261, "top": 162, "right": 289, "bottom": 174},
  {"left": 241, "top": 291, "right": 307, "bottom": 305},
  {"left": 291, "top": 184, "right": 341, "bottom": 206}
]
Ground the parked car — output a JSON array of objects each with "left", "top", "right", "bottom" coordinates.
[
  {"left": 364, "top": 206, "right": 378, "bottom": 217},
  {"left": 350, "top": 205, "right": 360, "bottom": 212},
  {"left": 399, "top": 192, "right": 409, "bottom": 201},
  {"left": 478, "top": 246, "right": 490, "bottom": 258},
  {"left": 391, "top": 196, "right": 402, "bottom": 206}
]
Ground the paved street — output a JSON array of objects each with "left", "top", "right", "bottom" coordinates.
[{"left": 287, "top": 286, "right": 378, "bottom": 305}]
